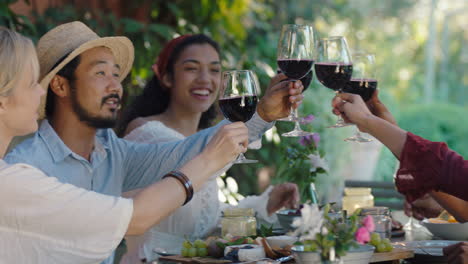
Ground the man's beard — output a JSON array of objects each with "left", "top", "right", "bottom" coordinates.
[{"left": 70, "top": 85, "right": 120, "bottom": 129}]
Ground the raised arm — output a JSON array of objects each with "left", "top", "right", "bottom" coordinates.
[
  {"left": 127, "top": 122, "right": 248, "bottom": 234},
  {"left": 332, "top": 92, "right": 468, "bottom": 203},
  {"left": 122, "top": 76, "right": 304, "bottom": 191}
]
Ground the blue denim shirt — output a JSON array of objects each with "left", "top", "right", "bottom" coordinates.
[{"left": 5, "top": 114, "right": 272, "bottom": 264}]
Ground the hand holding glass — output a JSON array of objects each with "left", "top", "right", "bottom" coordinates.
[
  {"left": 219, "top": 70, "right": 259, "bottom": 164},
  {"left": 315, "top": 36, "right": 353, "bottom": 128},
  {"left": 276, "top": 24, "right": 315, "bottom": 137}
]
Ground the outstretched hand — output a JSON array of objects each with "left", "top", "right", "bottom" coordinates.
[
  {"left": 331, "top": 92, "right": 373, "bottom": 132},
  {"left": 257, "top": 74, "right": 304, "bottom": 122},
  {"left": 404, "top": 194, "right": 443, "bottom": 220},
  {"left": 332, "top": 90, "right": 397, "bottom": 132},
  {"left": 202, "top": 122, "right": 248, "bottom": 170},
  {"left": 266, "top": 182, "right": 300, "bottom": 215},
  {"left": 443, "top": 242, "right": 468, "bottom": 264}
]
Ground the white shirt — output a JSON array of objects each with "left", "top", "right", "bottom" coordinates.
[
  {"left": 0, "top": 160, "right": 133, "bottom": 264},
  {"left": 124, "top": 120, "right": 276, "bottom": 261}
]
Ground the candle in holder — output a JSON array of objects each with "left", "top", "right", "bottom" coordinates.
[{"left": 342, "top": 187, "right": 374, "bottom": 214}]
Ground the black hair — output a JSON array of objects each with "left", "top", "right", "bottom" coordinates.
[
  {"left": 116, "top": 34, "right": 221, "bottom": 137},
  {"left": 45, "top": 55, "right": 80, "bottom": 117}
]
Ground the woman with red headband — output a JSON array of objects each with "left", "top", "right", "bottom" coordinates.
[{"left": 117, "top": 34, "right": 300, "bottom": 262}]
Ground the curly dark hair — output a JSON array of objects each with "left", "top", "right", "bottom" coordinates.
[{"left": 116, "top": 34, "right": 221, "bottom": 137}]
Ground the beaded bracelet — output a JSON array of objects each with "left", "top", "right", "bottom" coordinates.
[{"left": 162, "top": 170, "right": 194, "bottom": 205}]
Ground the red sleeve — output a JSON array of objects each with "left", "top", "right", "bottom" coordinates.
[{"left": 395, "top": 132, "right": 468, "bottom": 202}]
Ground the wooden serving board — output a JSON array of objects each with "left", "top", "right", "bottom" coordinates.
[
  {"left": 369, "top": 248, "right": 414, "bottom": 263},
  {"left": 159, "top": 255, "right": 232, "bottom": 264}
]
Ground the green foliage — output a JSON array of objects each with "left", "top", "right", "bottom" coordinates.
[
  {"left": 4, "top": 0, "right": 466, "bottom": 198},
  {"left": 398, "top": 103, "right": 468, "bottom": 158},
  {"left": 0, "top": 0, "right": 35, "bottom": 35}
]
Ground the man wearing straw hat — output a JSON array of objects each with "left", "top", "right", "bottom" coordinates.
[{"left": 5, "top": 21, "right": 304, "bottom": 263}]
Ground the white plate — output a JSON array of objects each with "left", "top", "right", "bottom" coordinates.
[
  {"left": 393, "top": 240, "right": 461, "bottom": 257},
  {"left": 153, "top": 247, "right": 179, "bottom": 256}
]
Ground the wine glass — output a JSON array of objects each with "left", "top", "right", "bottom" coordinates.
[
  {"left": 342, "top": 52, "right": 376, "bottom": 142},
  {"left": 276, "top": 24, "right": 315, "bottom": 137},
  {"left": 219, "top": 70, "right": 259, "bottom": 164},
  {"left": 315, "top": 36, "right": 353, "bottom": 128}
]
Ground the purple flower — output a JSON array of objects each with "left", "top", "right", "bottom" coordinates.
[
  {"left": 312, "top": 133, "right": 320, "bottom": 146},
  {"left": 355, "top": 227, "right": 370, "bottom": 245},
  {"left": 300, "top": 114, "right": 316, "bottom": 124},
  {"left": 299, "top": 133, "right": 321, "bottom": 147},
  {"left": 299, "top": 134, "right": 314, "bottom": 146}
]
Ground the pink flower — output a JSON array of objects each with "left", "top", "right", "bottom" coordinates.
[
  {"left": 300, "top": 114, "right": 315, "bottom": 124},
  {"left": 362, "top": 215, "right": 375, "bottom": 232},
  {"left": 355, "top": 227, "right": 370, "bottom": 245}
]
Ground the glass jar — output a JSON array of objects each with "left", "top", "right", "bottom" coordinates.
[
  {"left": 221, "top": 208, "right": 257, "bottom": 237},
  {"left": 359, "top": 206, "right": 392, "bottom": 239},
  {"left": 342, "top": 187, "right": 374, "bottom": 214}
]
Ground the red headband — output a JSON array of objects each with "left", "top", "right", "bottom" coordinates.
[{"left": 152, "top": 34, "right": 192, "bottom": 80}]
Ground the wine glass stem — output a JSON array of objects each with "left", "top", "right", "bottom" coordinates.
[
  {"left": 237, "top": 152, "right": 247, "bottom": 161},
  {"left": 291, "top": 107, "right": 298, "bottom": 121},
  {"left": 355, "top": 129, "right": 362, "bottom": 138}
]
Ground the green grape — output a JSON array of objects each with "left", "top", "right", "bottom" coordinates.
[
  {"left": 181, "top": 247, "right": 189, "bottom": 257},
  {"left": 376, "top": 243, "right": 387, "bottom": 253},
  {"left": 193, "top": 239, "right": 205, "bottom": 248},
  {"left": 382, "top": 238, "right": 393, "bottom": 252},
  {"left": 197, "top": 247, "right": 208, "bottom": 257},
  {"left": 183, "top": 240, "right": 192, "bottom": 249},
  {"left": 194, "top": 239, "right": 206, "bottom": 248},
  {"left": 370, "top": 233, "right": 381, "bottom": 247},
  {"left": 188, "top": 247, "right": 197, "bottom": 257},
  {"left": 385, "top": 243, "right": 393, "bottom": 252}
]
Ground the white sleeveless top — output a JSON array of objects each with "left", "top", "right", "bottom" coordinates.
[{"left": 124, "top": 121, "right": 276, "bottom": 261}]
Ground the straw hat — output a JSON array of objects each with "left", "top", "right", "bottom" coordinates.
[{"left": 37, "top": 21, "right": 134, "bottom": 118}]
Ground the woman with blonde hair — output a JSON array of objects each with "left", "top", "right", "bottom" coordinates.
[{"left": 0, "top": 27, "right": 249, "bottom": 264}]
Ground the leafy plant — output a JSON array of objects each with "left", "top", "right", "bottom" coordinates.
[{"left": 292, "top": 204, "right": 362, "bottom": 261}]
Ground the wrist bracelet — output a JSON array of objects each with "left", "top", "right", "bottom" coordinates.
[{"left": 162, "top": 170, "right": 194, "bottom": 205}]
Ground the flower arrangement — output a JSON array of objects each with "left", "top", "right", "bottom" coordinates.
[
  {"left": 277, "top": 114, "right": 329, "bottom": 202},
  {"left": 291, "top": 204, "right": 375, "bottom": 261}
]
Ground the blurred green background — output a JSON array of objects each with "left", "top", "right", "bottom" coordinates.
[{"left": 2, "top": 0, "right": 467, "bottom": 203}]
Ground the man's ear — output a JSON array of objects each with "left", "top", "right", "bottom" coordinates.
[
  {"left": 49, "top": 75, "right": 71, "bottom": 98},
  {"left": 161, "top": 74, "right": 173, "bottom": 89}
]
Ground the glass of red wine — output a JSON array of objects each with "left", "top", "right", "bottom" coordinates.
[
  {"left": 277, "top": 24, "right": 315, "bottom": 137},
  {"left": 315, "top": 36, "right": 353, "bottom": 128},
  {"left": 342, "top": 52, "right": 377, "bottom": 142},
  {"left": 219, "top": 70, "right": 259, "bottom": 164}
]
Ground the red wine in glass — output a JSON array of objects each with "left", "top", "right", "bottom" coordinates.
[
  {"left": 343, "top": 78, "right": 378, "bottom": 101},
  {"left": 277, "top": 59, "right": 314, "bottom": 80},
  {"left": 314, "top": 62, "right": 353, "bottom": 91},
  {"left": 219, "top": 95, "right": 258, "bottom": 123},
  {"left": 277, "top": 69, "right": 313, "bottom": 92}
]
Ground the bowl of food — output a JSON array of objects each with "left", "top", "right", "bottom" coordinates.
[
  {"left": 422, "top": 218, "right": 468, "bottom": 240},
  {"left": 341, "top": 244, "right": 375, "bottom": 264},
  {"left": 291, "top": 244, "right": 374, "bottom": 264},
  {"left": 291, "top": 245, "right": 321, "bottom": 264},
  {"left": 276, "top": 209, "right": 301, "bottom": 231},
  {"left": 265, "top": 235, "right": 297, "bottom": 249}
]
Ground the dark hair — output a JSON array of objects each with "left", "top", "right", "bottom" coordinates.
[
  {"left": 117, "top": 34, "right": 221, "bottom": 137},
  {"left": 45, "top": 55, "right": 80, "bottom": 117}
]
